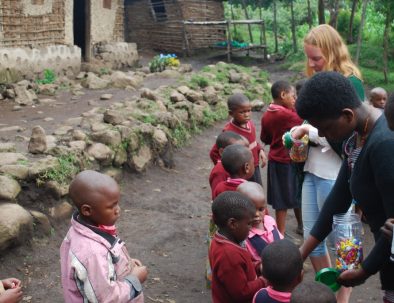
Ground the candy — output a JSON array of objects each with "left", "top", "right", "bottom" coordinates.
[
  {"left": 335, "top": 237, "right": 363, "bottom": 272},
  {"left": 289, "top": 134, "right": 309, "bottom": 162}
]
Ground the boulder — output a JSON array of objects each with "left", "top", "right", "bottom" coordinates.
[
  {"left": 100, "top": 94, "right": 113, "bottom": 100},
  {"left": 152, "top": 128, "right": 168, "bottom": 150},
  {"left": 229, "top": 70, "right": 241, "bottom": 83},
  {"left": 0, "top": 153, "right": 27, "bottom": 166},
  {"left": 28, "top": 156, "right": 59, "bottom": 178},
  {"left": 68, "top": 140, "right": 86, "bottom": 152},
  {"left": 13, "top": 85, "right": 38, "bottom": 105},
  {"left": 103, "top": 109, "right": 126, "bottom": 125},
  {"left": 185, "top": 90, "right": 204, "bottom": 103},
  {"left": 178, "top": 64, "right": 193, "bottom": 73},
  {"left": 30, "top": 211, "right": 52, "bottom": 235},
  {"left": 113, "top": 148, "right": 127, "bottom": 167},
  {"left": 0, "top": 165, "right": 29, "bottom": 180},
  {"left": 160, "top": 70, "right": 181, "bottom": 78},
  {"left": 0, "top": 142, "right": 16, "bottom": 152},
  {"left": 87, "top": 143, "right": 114, "bottom": 164},
  {"left": 49, "top": 201, "right": 74, "bottom": 220},
  {"left": 64, "top": 117, "right": 82, "bottom": 127},
  {"left": 53, "top": 125, "right": 73, "bottom": 136},
  {"left": 102, "top": 167, "right": 123, "bottom": 183},
  {"left": 140, "top": 88, "right": 158, "bottom": 101},
  {"left": 111, "top": 71, "right": 142, "bottom": 89},
  {"left": 45, "top": 181, "right": 69, "bottom": 200},
  {"left": 203, "top": 86, "right": 219, "bottom": 105},
  {"left": 38, "top": 84, "right": 57, "bottom": 96},
  {"left": 170, "top": 91, "right": 186, "bottom": 103},
  {"left": 251, "top": 99, "right": 265, "bottom": 112},
  {"left": 128, "top": 145, "right": 152, "bottom": 172},
  {"left": 90, "top": 129, "right": 121, "bottom": 146},
  {"left": 46, "top": 135, "right": 57, "bottom": 150},
  {"left": 28, "top": 126, "right": 47, "bottom": 154},
  {"left": 72, "top": 130, "right": 87, "bottom": 141},
  {"left": 82, "top": 72, "right": 110, "bottom": 89},
  {"left": 0, "top": 203, "right": 33, "bottom": 251},
  {"left": 177, "top": 86, "right": 191, "bottom": 95},
  {"left": 0, "top": 175, "right": 21, "bottom": 200}
]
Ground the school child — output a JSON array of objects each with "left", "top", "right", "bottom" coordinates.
[
  {"left": 369, "top": 87, "right": 388, "bottom": 110},
  {"left": 0, "top": 278, "right": 22, "bottom": 303},
  {"left": 209, "top": 93, "right": 267, "bottom": 185},
  {"left": 212, "top": 144, "right": 255, "bottom": 199},
  {"left": 60, "top": 170, "right": 147, "bottom": 303},
  {"left": 209, "top": 191, "right": 266, "bottom": 303},
  {"left": 290, "top": 281, "right": 336, "bottom": 303},
  {"left": 253, "top": 239, "right": 303, "bottom": 303},
  {"left": 260, "top": 80, "right": 303, "bottom": 235},
  {"left": 209, "top": 131, "right": 248, "bottom": 198},
  {"left": 237, "top": 182, "right": 283, "bottom": 273}
]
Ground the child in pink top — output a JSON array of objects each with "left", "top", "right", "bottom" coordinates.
[{"left": 237, "top": 182, "right": 283, "bottom": 274}]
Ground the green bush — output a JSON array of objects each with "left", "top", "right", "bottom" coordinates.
[{"left": 36, "top": 69, "right": 56, "bottom": 85}]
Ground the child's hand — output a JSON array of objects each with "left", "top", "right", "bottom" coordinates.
[
  {"left": 0, "top": 287, "right": 23, "bottom": 303},
  {"left": 131, "top": 259, "right": 143, "bottom": 267},
  {"left": 132, "top": 265, "right": 148, "bottom": 284},
  {"left": 381, "top": 218, "right": 394, "bottom": 240},
  {"left": 337, "top": 268, "right": 370, "bottom": 287},
  {"left": 1, "top": 278, "right": 21, "bottom": 290},
  {"left": 259, "top": 150, "right": 267, "bottom": 168}
]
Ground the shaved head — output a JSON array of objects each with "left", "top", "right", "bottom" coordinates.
[
  {"left": 69, "top": 170, "right": 119, "bottom": 210},
  {"left": 237, "top": 181, "right": 265, "bottom": 202}
]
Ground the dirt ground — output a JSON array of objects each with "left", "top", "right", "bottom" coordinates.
[{"left": 0, "top": 53, "right": 384, "bottom": 302}]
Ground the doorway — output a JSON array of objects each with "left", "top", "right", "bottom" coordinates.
[{"left": 73, "top": 0, "right": 90, "bottom": 61}]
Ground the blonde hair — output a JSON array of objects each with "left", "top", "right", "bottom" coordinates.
[{"left": 304, "top": 24, "right": 361, "bottom": 79}]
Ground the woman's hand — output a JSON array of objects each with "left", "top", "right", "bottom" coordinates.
[
  {"left": 0, "top": 287, "right": 23, "bottom": 303},
  {"left": 381, "top": 218, "right": 394, "bottom": 240},
  {"left": 1, "top": 278, "right": 21, "bottom": 289},
  {"left": 337, "top": 268, "right": 370, "bottom": 287},
  {"left": 290, "top": 125, "right": 311, "bottom": 140}
]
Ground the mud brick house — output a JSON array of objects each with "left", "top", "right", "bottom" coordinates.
[
  {"left": 0, "top": 0, "right": 138, "bottom": 82},
  {"left": 124, "top": 0, "right": 226, "bottom": 54}
]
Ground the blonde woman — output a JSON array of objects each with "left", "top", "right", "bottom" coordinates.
[{"left": 291, "top": 24, "right": 365, "bottom": 303}]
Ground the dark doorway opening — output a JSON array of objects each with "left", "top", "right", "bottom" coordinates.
[{"left": 74, "top": 0, "right": 87, "bottom": 60}]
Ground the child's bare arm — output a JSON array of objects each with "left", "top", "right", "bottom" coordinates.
[{"left": 0, "top": 287, "right": 23, "bottom": 303}]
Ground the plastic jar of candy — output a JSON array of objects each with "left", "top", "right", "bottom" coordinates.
[
  {"left": 333, "top": 213, "right": 363, "bottom": 272},
  {"left": 289, "top": 135, "right": 309, "bottom": 162}
]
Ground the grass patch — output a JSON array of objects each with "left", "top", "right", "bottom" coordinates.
[
  {"left": 38, "top": 153, "right": 79, "bottom": 185},
  {"left": 190, "top": 75, "right": 210, "bottom": 89}
]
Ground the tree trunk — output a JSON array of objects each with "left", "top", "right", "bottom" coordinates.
[
  {"left": 318, "top": 0, "right": 325, "bottom": 24},
  {"left": 307, "top": 0, "right": 312, "bottom": 29},
  {"left": 290, "top": 0, "right": 297, "bottom": 52},
  {"left": 355, "top": 0, "right": 368, "bottom": 64},
  {"left": 241, "top": 0, "right": 254, "bottom": 43},
  {"left": 273, "top": 0, "right": 278, "bottom": 52},
  {"left": 347, "top": 0, "right": 358, "bottom": 43},
  {"left": 329, "top": 0, "right": 340, "bottom": 28},
  {"left": 383, "top": 3, "right": 391, "bottom": 83}
]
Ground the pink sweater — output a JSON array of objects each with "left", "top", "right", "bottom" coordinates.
[{"left": 60, "top": 214, "right": 144, "bottom": 303}]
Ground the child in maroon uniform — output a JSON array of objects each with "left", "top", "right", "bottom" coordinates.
[
  {"left": 237, "top": 182, "right": 283, "bottom": 274},
  {"left": 260, "top": 80, "right": 303, "bottom": 235},
  {"left": 253, "top": 239, "right": 303, "bottom": 303},
  {"left": 210, "top": 93, "right": 267, "bottom": 185},
  {"left": 212, "top": 144, "right": 255, "bottom": 199},
  {"left": 210, "top": 191, "right": 266, "bottom": 303},
  {"left": 209, "top": 131, "right": 248, "bottom": 198}
]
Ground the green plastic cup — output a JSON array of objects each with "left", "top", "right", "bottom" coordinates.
[{"left": 315, "top": 267, "right": 340, "bottom": 292}]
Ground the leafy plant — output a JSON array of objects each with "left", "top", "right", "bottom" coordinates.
[
  {"left": 38, "top": 153, "right": 79, "bottom": 185},
  {"left": 36, "top": 69, "right": 56, "bottom": 85},
  {"left": 190, "top": 75, "right": 209, "bottom": 88},
  {"left": 149, "top": 54, "right": 180, "bottom": 73}
]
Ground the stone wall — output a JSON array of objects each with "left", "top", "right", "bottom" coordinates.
[
  {"left": 0, "top": 45, "right": 81, "bottom": 82},
  {"left": 92, "top": 42, "right": 139, "bottom": 70}
]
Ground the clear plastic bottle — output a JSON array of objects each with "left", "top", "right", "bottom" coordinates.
[{"left": 333, "top": 213, "right": 363, "bottom": 272}]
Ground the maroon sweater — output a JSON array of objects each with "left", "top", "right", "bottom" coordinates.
[
  {"left": 212, "top": 178, "right": 245, "bottom": 200},
  {"left": 209, "top": 233, "right": 265, "bottom": 303},
  {"left": 260, "top": 104, "right": 303, "bottom": 164},
  {"left": 209, "top": 161, "right": 230, "bottom": 199},
  {"left": 210, "top": 120, "right": 261, "bottom": 166}
]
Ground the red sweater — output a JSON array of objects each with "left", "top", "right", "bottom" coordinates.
[
  {"left": 209, "top": 161, "right": 230, "bottom": 199},
  {"left": 209, "top": 233, "right": 266, "bottom": 303},
  {"left": 260, "top": 104, "right": 303, "bottom": 164},
  {"left": 212, "top": 178, "right": 245, "bottom": 200},
  {"left": 210, "top": 120, "right": 261, "bottom": 166}
]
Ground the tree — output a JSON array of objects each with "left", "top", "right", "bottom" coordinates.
[
  {"left": 382, "top": 1, "right": 393, "bottom": 83},
  {"left": 347, "top": 0, "right": 358, "bottom": 43},
  {"left": 355, "top": 0, "right": 369, "bottom": 64},
  {"left": 318, "top": 0, "right": 325, "bottom": 24},
  {"left": 307, "top": 0, "right": 313, "bottom": 29},
  {"left": 273, "top": 0, "right": 278, "bottom": 52},
  {"left": 328, "top": 0, "right": 341, "bottom": 28},
  {"left": 289, "top": 0, "right": 297, "bottom": 52},
  {"left": 241, "top": 0, "right": 254, "bottom": 43}
]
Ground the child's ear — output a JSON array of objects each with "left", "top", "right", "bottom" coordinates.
[
  {"left": 243, "top": 162, "right": 251, "bottom": 174},
  {"left": 218, "top": 147, "right": 224, "bottom": 157},
  {"left": 280, "top": 90, "right": 286, "bottom": 100},
  {"left": 80, "top": 204, "right": 92, "bottom": 217},
  {"left": 228, "top": 110, "right": 233, "bottom": 117},
  {"left": 227, "top": 218, "right": 237, "bottom": 230}
]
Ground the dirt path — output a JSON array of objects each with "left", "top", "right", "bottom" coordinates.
[{"left": 0, "top": 57, "right": 383, "bottom": 302}]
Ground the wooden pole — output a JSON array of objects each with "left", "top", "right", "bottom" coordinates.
[{"left": 227, "top": 20, "right": 232, "bottom": 62}]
